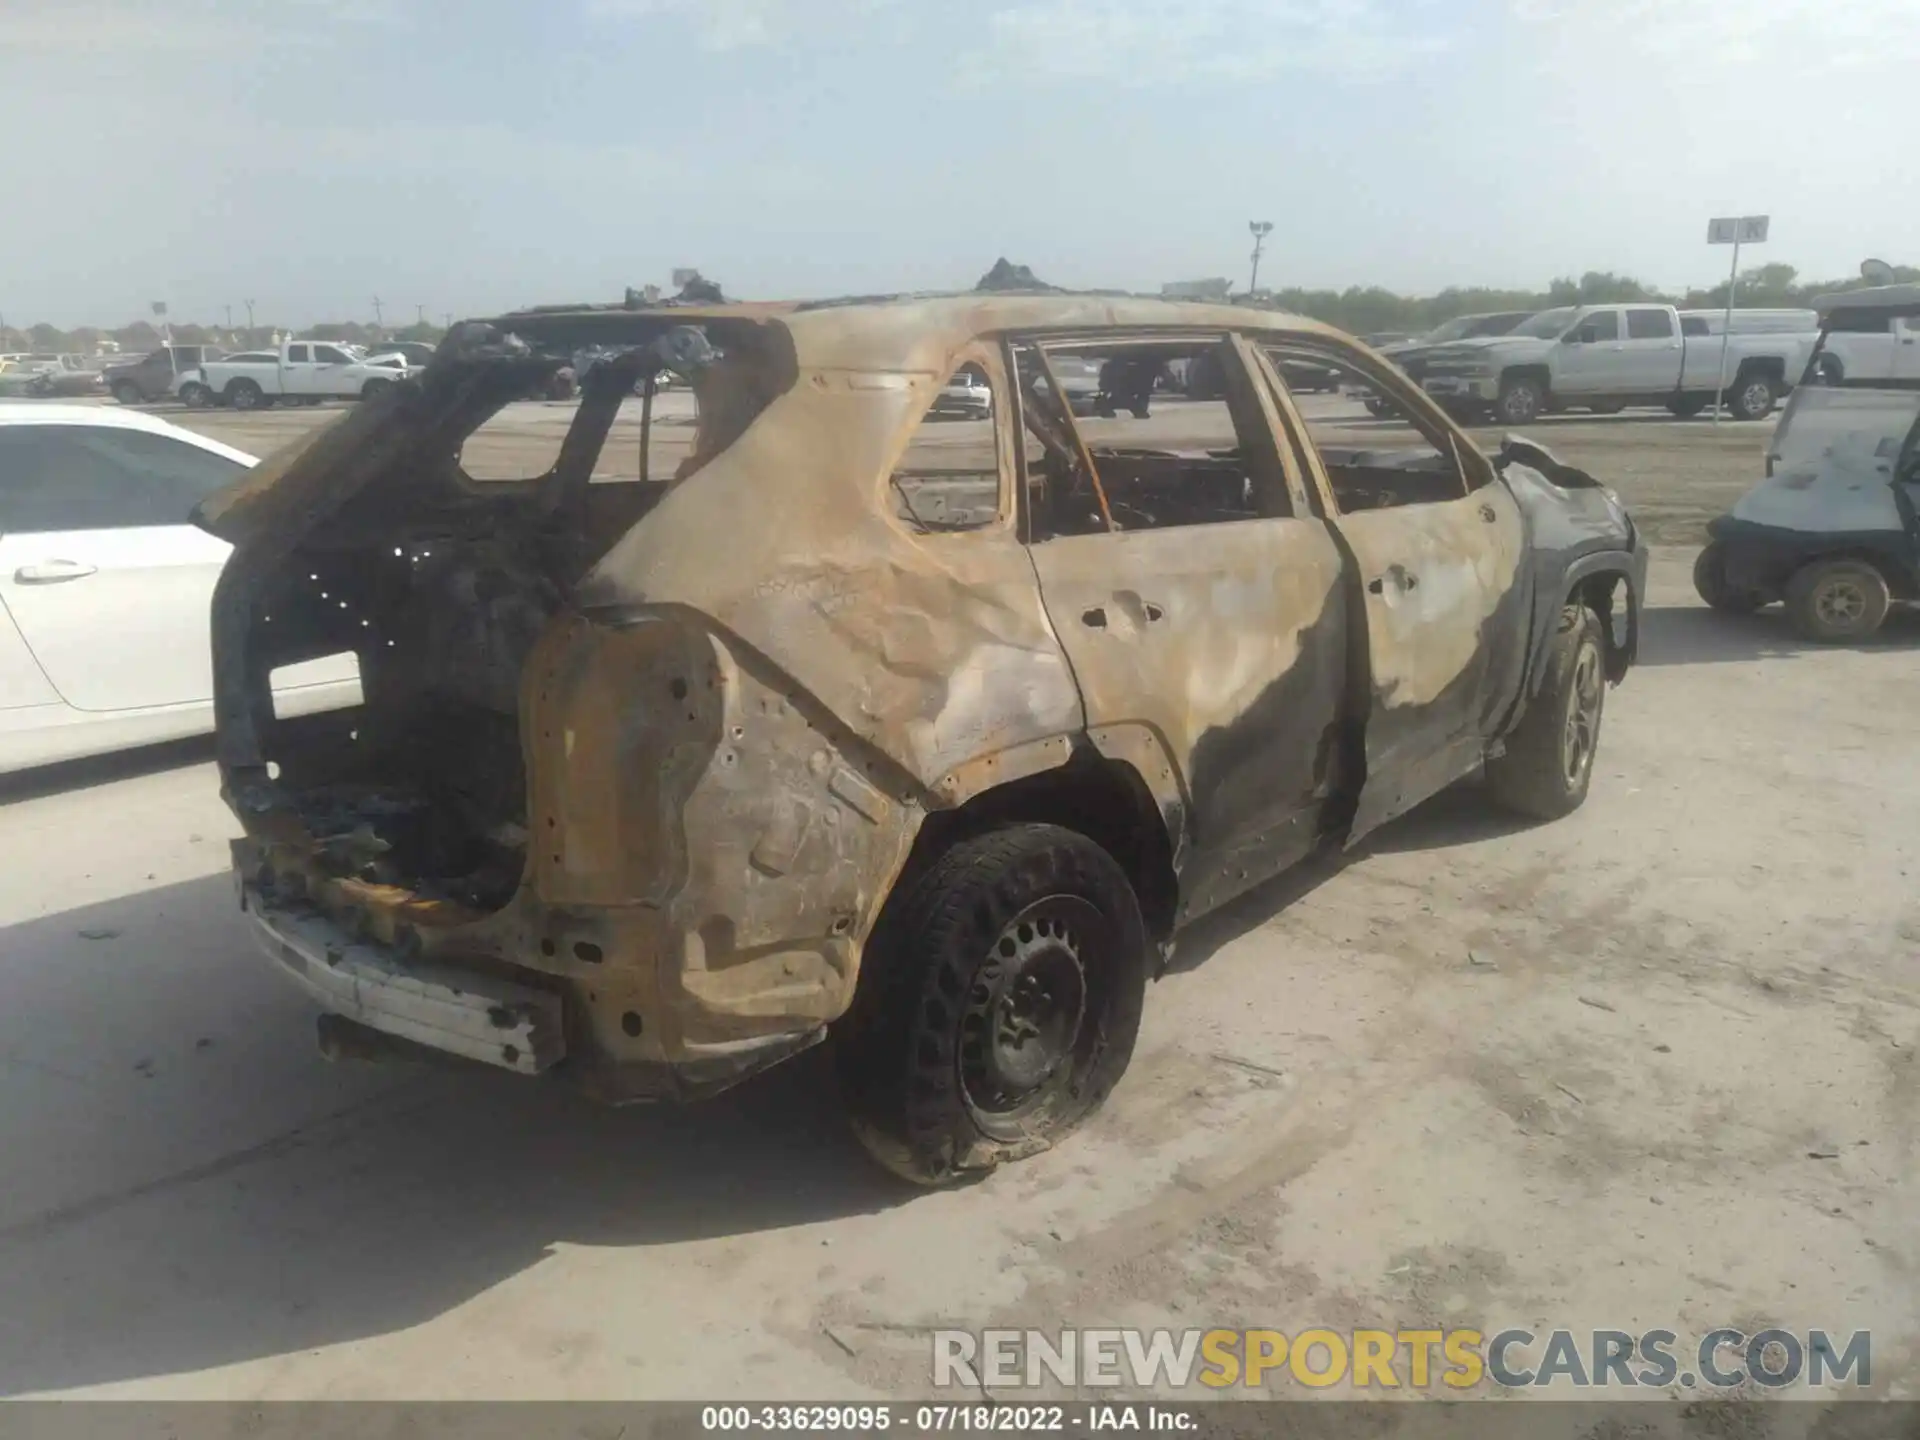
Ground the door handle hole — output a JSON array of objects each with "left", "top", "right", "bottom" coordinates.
[{"left": 1081, "top": 607, "right": 1107, "bottom": 628}]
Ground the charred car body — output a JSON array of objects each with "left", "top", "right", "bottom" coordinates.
[{"left": 199, "top": 294, "right": 1646, "bottom": 1183}]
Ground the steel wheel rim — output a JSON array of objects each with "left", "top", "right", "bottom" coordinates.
[
  {"left": 958, "top": 896, "right": 1100, "bottom": 1121},
  {"left": 1814, "top": 578, "right": 1867, "bottom": 628},
  {"left": 1741, "top": 381, "right": 1770, "bottom": 414},
  {"left": 1562, "top": 641, "right": 1602, "bottom": 786}
]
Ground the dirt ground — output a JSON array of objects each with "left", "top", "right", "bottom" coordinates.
[{"left": 0, "top": 398, "right": 1913, "bottom": 1408}]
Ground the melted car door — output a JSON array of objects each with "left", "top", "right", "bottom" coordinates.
[
  {"left": 1015, "top": 333, "right": 1352, "bottom": 920},
  {"left": 1255, "top": 342, "right": 1528, "bottom": 842}
]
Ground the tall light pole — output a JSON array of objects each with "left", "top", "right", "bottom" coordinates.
[
  {"left": 244, "top": 299, "right": 256, "bottom": 332},
  {"left": 372, "top": 296, "right": 385, "bottom": 330},
  {"left": 224, "top": 304, "right": 233, "bottom": 330},
  {"left": 1248, "top": 221, "right": 1274, "bottom": 297}
]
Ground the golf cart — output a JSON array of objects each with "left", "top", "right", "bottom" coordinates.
[{"left": 1693, "top": 284, "right": 1920, "bottom": 642}]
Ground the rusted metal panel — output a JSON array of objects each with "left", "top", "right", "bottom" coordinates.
[{"left": 1028, "top": 518, "right": 1350, "bottom": 912}]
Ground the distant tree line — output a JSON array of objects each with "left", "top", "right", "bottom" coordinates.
[
  {"left": 6, "top": 262, "right": 1912, "bottom": 354},
  {"left": 0, "top": 316, "right": 445, "bottom": 355}
]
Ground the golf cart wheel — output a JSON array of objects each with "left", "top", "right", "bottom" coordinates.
[
  {"left": 1728, "top": 373, "right": 1776, "bottom": 422},
  {"left": 111, "top": 381, "right": 144, "bottom": 406},
  {"left": 1485, "top": 605, "right": 1607, "bottom": 822},
  {"left": 1785, "top": 558, "right": 1890, "bottom": 643},
  {"left": 1497, "top": 375, "right": 1544, "bottom": 425},
  {"left": 226, "top": 380, "right": 264, "bottom": 410},
  {"left": 835, "top": 823, "right": 1149, "bottom": 1186},
  {"left": 1692, "top": 543, "right": 1765, "bottom": 615}
]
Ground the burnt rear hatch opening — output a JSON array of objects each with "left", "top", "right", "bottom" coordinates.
[{"left": 208, "top": 310, "right": 797, "bottom": 921}]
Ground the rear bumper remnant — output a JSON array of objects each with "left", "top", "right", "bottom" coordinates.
[{"left": 240, "top": 880, "right": 567, "bottom": 1076}]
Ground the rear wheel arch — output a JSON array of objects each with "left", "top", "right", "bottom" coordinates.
[{"left": 909, "top": 744, "right": 1180, "bottom": 945}]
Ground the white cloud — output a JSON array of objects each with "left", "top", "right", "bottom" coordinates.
[
  {"left": 962, "top": 0, "right": 1447, "bottom": 85},
  {"left": 0, "top": 0, "right": 409, "bottom": 54},
  {"left": 1508, "top": 0, "right": 1920, "bottom": 68},
  {"left": 582, "top": 0, "right": 890, "bottom": 51}
]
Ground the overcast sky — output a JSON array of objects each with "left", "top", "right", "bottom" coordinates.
[{"left": 3, "top": 0, "right": 1914, "bottom": 329}]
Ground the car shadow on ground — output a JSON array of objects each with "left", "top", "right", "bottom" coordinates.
[
  {"left": 1165, "top": 781, "right": 1535, "bottom": 977},
  {"left": 0, "top": 874, "right": 906, "bottom": 1396},
  {"left": 1636, "top": 603, "right": 1920, "bottom": 667},
  {"left": 0, "top": 736, "right": 216, "bottom": 805}
]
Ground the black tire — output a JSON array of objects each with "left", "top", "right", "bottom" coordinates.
[
  {"left": 111, "top": 381, "right": 145, "bottom": 406},
  {"left": 1692, "top": 543, "right": 1766, "bottom": 614},
  {"left": 1486, "top": 605, "right": 1607, "bottom": 822},
  {"left": 1815, "top": 354, "right": 1844, "bottom": 387},
  {"left": 1727, "top": 372, "right": 1776, "bottom": 422},
  {"left": 835, "top": 823, "right": 1150, "bottom": 1186},
  {"left": 226, "top": 379, "right": 264, "bottom": 410},
  {"left": 361, "top": 377, "right": 393, "bottom": 400},
  {"left": 1784, "top": 558, "right": 1891, "bottom": 643},
  {"left": 1668, "top": 396, "right": 1708, "bottom": 419},
  {"left": 178, "top": 381, "right": 211, "bottom": 409},
  {"left": 1496, "top": 374, "right": 1544, "bottom": 425}
]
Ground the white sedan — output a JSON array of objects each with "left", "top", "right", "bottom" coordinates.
[{"left": 0, "top": 405, "right": 360, "bottom": 774}]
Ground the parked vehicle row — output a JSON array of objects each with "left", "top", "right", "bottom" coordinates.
[
  {"left": 1353, "top": 311, "right": 1536, "bottom": 414},
  {"left": 1418, "top": 302, "right": 1817, "bottom": 424},
  {"left": 192, "top": 341, "right": 413, "bottom": 410},
  {"left": 103, "top": 344, "right": 221, "bottom": 404}
]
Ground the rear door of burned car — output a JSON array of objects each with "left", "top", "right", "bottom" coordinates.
[
  {"left": 1009, "top": 330, "right": 1353, "bottom": 920},
  {"left": 1252, "top": 335, "right": 1530, "bottom": 841}
]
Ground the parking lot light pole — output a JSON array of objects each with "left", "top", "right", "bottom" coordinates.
[{"left": 1248, "top": 221, "right": 1274, "bottom": 297}]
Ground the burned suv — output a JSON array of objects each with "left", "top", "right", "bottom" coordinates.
[{"left": 197, "top": 295, "right": 1647, "bottom": 1184}]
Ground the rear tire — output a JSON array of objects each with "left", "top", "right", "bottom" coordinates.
[
  {"left": 1692, "top": 542, "right": 1765, "bottom": 614},
  {"left": 361, "top": 377, "right": 393, "bottom": 400},
  {"left": 1668, "top": 396, "right": 1708, "bottom": 419},
  {"left": 111, "top": 381, "right": 144, "bottom": 406},
  {"left": 1728, "top": 373, "right": 1776, "bottom": 421},
  {"left": 835, "top": 823, "right": 1150, "bottom": 1186},
  {"left": 1785, "top": 558, "right": 1891, "bottom": 643},
  {"left": 178, "top": 381, "right": 211, "bottom": 409},
  {"left": 1497, "top": 375, "right": 1544, "bottom": 426},
  {"left": 1485, "top": 606, "right": 1607, "bottom": 822},
  {"left": 226, "top": 379, "right": 264, "bottom": 410}
]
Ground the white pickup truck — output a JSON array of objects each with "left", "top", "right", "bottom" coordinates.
[
  {"left": 1417, "top": 303, "right": 1817, "bottom": 425},
  {"left": 196, "top": 342, "right": 412, "bottom": 411}
]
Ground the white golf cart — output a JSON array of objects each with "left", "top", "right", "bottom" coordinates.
[{"left": 1693, "top": 283, "right": 1920, "bottom": 642}]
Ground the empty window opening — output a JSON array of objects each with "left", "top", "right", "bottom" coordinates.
[
  {"left": 1011, "top": 335, "right": 1286, "bottom": 541},
  {"left": 1262, "top": 343, "right": 1471, "bottom": 513},
  {"left": 890, "top": 362, "right": 1003, "bottom": 532}
]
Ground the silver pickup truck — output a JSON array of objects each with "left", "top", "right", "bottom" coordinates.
[{"left": 1419, "top": 303, "right": 1817, "bottom": 425}]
